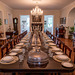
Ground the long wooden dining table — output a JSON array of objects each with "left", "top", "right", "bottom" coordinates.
[{"left": 0, "top": 32, "right": 74, "bottom": 75}]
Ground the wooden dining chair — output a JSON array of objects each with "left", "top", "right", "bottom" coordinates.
[
  {"left": 73, "top": 47, "right": 75, "bottom": 64},
  {"left": 56, "top": 38, "right": 65, "bottom": 52},
  {"left": 64, "top": 44, "right": 72, "bottom": 58},
  {"left": 46, "top": 30, "right": 50, "bottom": 37},
  {"left": 0, "top": 40, "right": 12, "bottom": 58},
  {"left": 56, "top": 38, "right": 61, "bottom": 48},
  {"left": 53, "top": 36, "right": 57, "bottom": 44}
]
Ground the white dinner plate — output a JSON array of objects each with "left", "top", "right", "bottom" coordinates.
[
  {"left": 61, "top": 62, "right": 73, "bottom": 68},
  {"left": 9, "top": 52, "right": 17, "bottom": 56},
  {"left": 53, "top": 55, "right": 71, "bottom": 62},
  {"left": 17, "top": 43, "right": 24, "bottom": 46},
  {"left": 0, "top": 56, "right": 19, "bottom": 64},
  {"left": 46, "top": 40, "right": 53, "bottom": 43},
  {"left": 49, "top": 43, "right": 56, "bottom": 46},
  {"left": 55, "top": 52, "right": 63, "bottom": 55},
  {"left": 0, "top": 56, "right": 14, "bottom": 63},
  {"left": 15, "top": 46, "right": 21, "bottom": 49},
  {"left": 56, "top": 55, "right": 69, "bottom": 61},
  {"left": 11, "top": 49, "right": 22, "bottom": 53},
  {"left": 50, "top": 47, "right": 61, "bottom": 52}
]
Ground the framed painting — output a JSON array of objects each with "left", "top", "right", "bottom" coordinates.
[{"left": 60, "top": 17, "right": 66, "bottom": 24}]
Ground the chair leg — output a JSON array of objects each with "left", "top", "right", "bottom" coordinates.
[{"left": 12, "top": 73, "right": 16, "bottom": 75}]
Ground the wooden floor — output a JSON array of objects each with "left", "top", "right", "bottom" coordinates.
[{"left": 0, "top": 38, "right": 75, "bottom": 75}]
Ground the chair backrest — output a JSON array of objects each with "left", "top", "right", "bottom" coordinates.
[
  {"left": 73, "top": 47, "right": 75, "bottom": 64},
  {"left": 0, "top": 40, "right": 12, "bottom": 58},
  {"left": 64, "top": 45, "right": 72, "bottom": 58},
  {"left": 46, "top": 30, "right": 72, "bottom": 59},
  {"left": 0, "top": 30, "right": 28, "bottom": 58},
  {"left": 46, "top": 30, "right": 50, "bottom": 36},
  {"left": 53, "top": 36, "right": 57, "bottom": 44},
  {"left": 56, "top": 38, "right": 62, "bottom": 48}
]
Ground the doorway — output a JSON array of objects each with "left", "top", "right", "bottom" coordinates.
[
  {"left": 20, "top": 15, "right": 30, "bottom": 33},
  {"left": 44, "top": 15, "right": 53, "bottom": 34}
]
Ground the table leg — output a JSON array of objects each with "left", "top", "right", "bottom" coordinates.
[{"left": 12, "top": 73, "right": 16, "bottom": 75}]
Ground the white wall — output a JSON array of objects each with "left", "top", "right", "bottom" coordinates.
[
  {"left": 0, "top": 1, "right": 13, "bottom": 37},
  {"left": 60, "top": 1, "right": 75, "bottom": 38},
  {"left": 68, "top": 9, "right": 75, "bottom": 28},
  {"left": 13, "top": 9, "right": 60, "bottom": 35}
]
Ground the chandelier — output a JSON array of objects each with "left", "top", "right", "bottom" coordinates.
[{"left": 31, "top": 5, "right": 43, "bottom": 16}]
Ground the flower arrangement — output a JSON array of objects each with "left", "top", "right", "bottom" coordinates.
[{"left": 69, "top": 27, "right": 74, "bottom": 33}]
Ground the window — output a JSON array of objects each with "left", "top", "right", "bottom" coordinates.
[
  {"left": 44, "top": 15, "right": 53, "bottom": 34},
  {"left": 20, "top": 15, "right": 30, "bottom": 33}
]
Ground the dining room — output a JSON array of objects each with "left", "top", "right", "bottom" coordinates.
[{"left": 0, "top": 0, "right": 75, "bottom": 75}]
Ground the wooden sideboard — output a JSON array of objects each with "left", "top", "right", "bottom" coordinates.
[{"left": 6, "top": 31, "right": 16, "bottom": 39}]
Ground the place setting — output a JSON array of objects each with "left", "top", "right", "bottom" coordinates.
[
  {"left": 54, "top": 53, "right": 74, "bottom": 68},
  {"left": 0, "top": 56, "right": 19, "bottom": 64},
  {"left": 49, "top": 42, "right": 56, "bottom": 46},
  {"left": 46, "top": 39, "right": 54, "bottom": 43},
  {"left": 10, "top": 48, "right": 23, "bottom": 54},
  {"left": 9, "top": 52, "right": 18, "bottom": 56},
  {"left": 15, "top": 46, "right": 22, "bottom": 49},
  {"left": 49, "top": 46, "right": 62, "bottom": 52},
  {"left": 16, "top": 43, "right": 24, "bottom": 46},
  {"left": 20, "top": 40, "right": 29, "bottom": 43},
  {"left": 53, "top": 55, "right": 71, "bottom": 62},
  {"left": 61, "top": 62, "right": 74, "bottom": 68}
]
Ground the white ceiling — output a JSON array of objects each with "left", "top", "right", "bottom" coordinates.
[{"left": 0, "top": 0, "right": 75, "bottom": 10}]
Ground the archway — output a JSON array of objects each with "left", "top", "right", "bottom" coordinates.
[
  {"left": 68, "top": 7, "right": 75, "bottom": 39},
  {"left": 68, "top": 8, "right": 75, "bottom": 28}
]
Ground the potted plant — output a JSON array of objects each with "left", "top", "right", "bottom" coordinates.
[
  {"left": 69, "top": 27, "right": 74, "bottom": 34},
  {"left": 69, "top": 27, "right": 74, "bottom": 39}
]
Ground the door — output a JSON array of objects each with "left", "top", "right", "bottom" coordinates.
[
  {"left": 20, "top": 15, "right": 30, "bottom": 33},
  {"left": 44, "top": 15, "right": 53, "bottom": 34}
]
